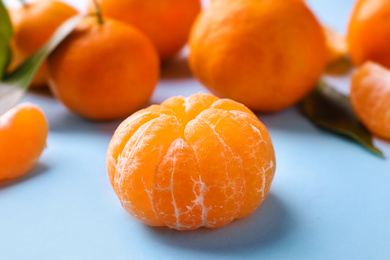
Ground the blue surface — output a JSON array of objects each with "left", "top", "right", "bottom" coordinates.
[{"left": 1, "top": 0, "right": 390, "bottom": 259}]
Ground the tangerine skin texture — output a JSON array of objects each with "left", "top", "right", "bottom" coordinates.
[
  {"left": 347, "top": 0, "right": 390, "bottom": 68},
  {"left": 48, "top": 17, "right": 159, "bottom": 120},
  {"left": 189, "top": 0, "right": 326, "bottom": 112},
  {"left": 107, "top": 93, "right": 276, "bottom": 230},
  {"left": 8, "top": 0, "right": 78, "bottom": 87},
  {"left": 93, "top": 0, "right": 201, "bottom": 60},
  {"left": 350, "top": 62, "right": 390, "bottom": 140},
  {"left": 0, "top": 103, "right": 48, "bottom": 181}
]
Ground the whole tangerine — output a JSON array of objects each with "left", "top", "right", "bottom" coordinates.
[
  {"left": 8, "top": 0, "right": 78, "bottom": 87},
  {"left": 47, "top": 15, "right": 159, "bottom": 121},
  {"left": 106, "top": 93, "right": 276, "bottom": 230},
  {"left": 323, "top": 26, "right": 348, "bottom": 65},
  {"left": 189, "top": 0, "right": 326, "bottom": 112},
  {"left": 90, "top": 0, "right": 201, "bottom": 60},
  {"left": 347, "top": 0, "right": 390, "bottom": 68},
  {"left": 0, "top": 103, "right": 48, "bottom": 181},
  {"left": 350, "top": 62, "right": 390, "bottom": 140}
]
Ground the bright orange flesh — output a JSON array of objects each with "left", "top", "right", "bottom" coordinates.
[
  {"left": 347, "top": 0, "right": 390, "bottom": 68},
  {"left": 0, "top": 103, "right": 48, "bottom": 181},
  {"left": 107, "top": 93, "right": 276, "bottom": 230},
  {"left": 91, "top": 0, "right": 201, "bottom": 60},
  {"left": 350, "top": 62, "right": 390, "bottom": 139},
  {"left": 8, "top": 0, "right": 78, "bottom": 87},
  {"left": 189, "top": 0, "right": 326, "bottom": 112},
  {"left": 48, "top": 17, "right": 159, "bottom": 121}
]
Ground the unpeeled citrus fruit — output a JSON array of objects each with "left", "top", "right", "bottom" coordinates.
[
  {"left": 106, "top": 93, "right": 276, "bottom": 230},
  {"left": 48, "top": 15, "right": 159, "bottom": 121},
  {"left": 189, "top": 0, "right": 326, "bottom": 112},
  {"left": 350, "top": 62, "right": 390, "bottom": 139},
  {"left": 8, "top": 0, "right": 78, "bottom": 87},
  {"left": 324, "top": 26, "right": 348, "bottom": 65},
  {"left": 0, "top": 103, "right": 48, "bottom": 181},
  {"left": 347, "top": 0, "right": 390, "bottom": 68},
  {"left": 91, "top": 0, "right": 201, "bottom": 60}
]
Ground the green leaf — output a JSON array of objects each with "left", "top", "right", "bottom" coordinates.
[
  {"left": 0, "top": 0, "right": 12, "bottom": 79},
  {"left": 298, "top": 81, "right": 383, "bottom": 157},
  {"left": 0, "top": 14, "right": 84, "bottom": 116}
]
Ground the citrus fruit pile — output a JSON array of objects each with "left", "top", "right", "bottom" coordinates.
[
  {"left": 7, "top": 0, "right": 202, "bottom": 121},
  {"left": 1, "top": 0, "right": 389, "bottom": 232}
]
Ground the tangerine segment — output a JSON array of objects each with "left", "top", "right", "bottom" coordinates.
[
  {"left": 0, "top": 103, "right": 48, "bottom": 181},
  {"left": 114, "top": 115, "right": 182, "bottom": 226},
  {"left": 198, "top": 108, "right": 275, "bottom": 218},
  {"left": 161, "top": 94, "right": 220, "bottom": 127},
  {"left": 106, "top": 106, "right": 176, "bottom": 186},
  {"left": 107, "top": 93, "right": 276, "bottom": 230},
  {"left": 183, "top": 118, "right": 245, "bottom": 228},
  {"left": 153, "top": 138, "right": 203, "bottom": 230},
  {"left": 350, "top": 62, "right": 390, "bottom": 139},
  {"left": 160, "top": 96, "right": 187, "bottom": 125}
]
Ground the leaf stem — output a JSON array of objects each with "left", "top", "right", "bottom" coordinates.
[{"left": 92, "top": 0, "right": 104, "bottom": 25}]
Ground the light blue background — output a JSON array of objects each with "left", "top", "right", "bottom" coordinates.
[{"left": 1, "top": 0, "right": 390, "bottom": 259}]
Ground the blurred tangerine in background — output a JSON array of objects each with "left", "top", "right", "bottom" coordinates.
[
  {"left": 7, "top": 0, "right": 78, "bottom": 88},
  {"left": 189, "top": 0, "right": 327, "bottom": 112},
  {"left": 348, "top": 0, "right": 390, "bottom": 68},
  {"left": 47, "top": 11, "right": 160, "bottom": 121},
  {"left": 350, "top": 62, "right": 390, "bottom": 140},
  {"left": 90, "top": 0, "right": 201, "bottom": 60},
  {"left": 0, "top": 103, "right": 48, "bottom": 181}
]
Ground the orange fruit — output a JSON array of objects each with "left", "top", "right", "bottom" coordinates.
[
  {"left": 189, "top": 0, "right": 326, "bottom": 112},
  {"left": 324, "top": 26, "right": 348, "bottom": 64},
  {"left": 106, "top": 93, "right": 276, "bottom": 230},
  {"left": 8, "top": 0, "right": 78, "bottom": 87},
  {"left": 90, "top": 0, "right": 201, "bottom": 60},
  {"left": 347, "top": 0, "right": 390, "bottom": 68},
  {"left": 350, "top": 62, "right": 390, "bottom": 139},
  {"left": 0, "top": 103, "right": 48, "bottom": 181},
  {"left": 47, "top": 16, "right": 160, "bottom": 121}
]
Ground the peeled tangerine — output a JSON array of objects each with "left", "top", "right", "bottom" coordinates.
[
  {"left": 107, "top": 93, "right": 276, "bottom": 230},
  {"left": 0, "top": 103, "right": 48, "bottom": 181},
  {"left": 350, "top": 62, "right": 390, "bottom": 139}
]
